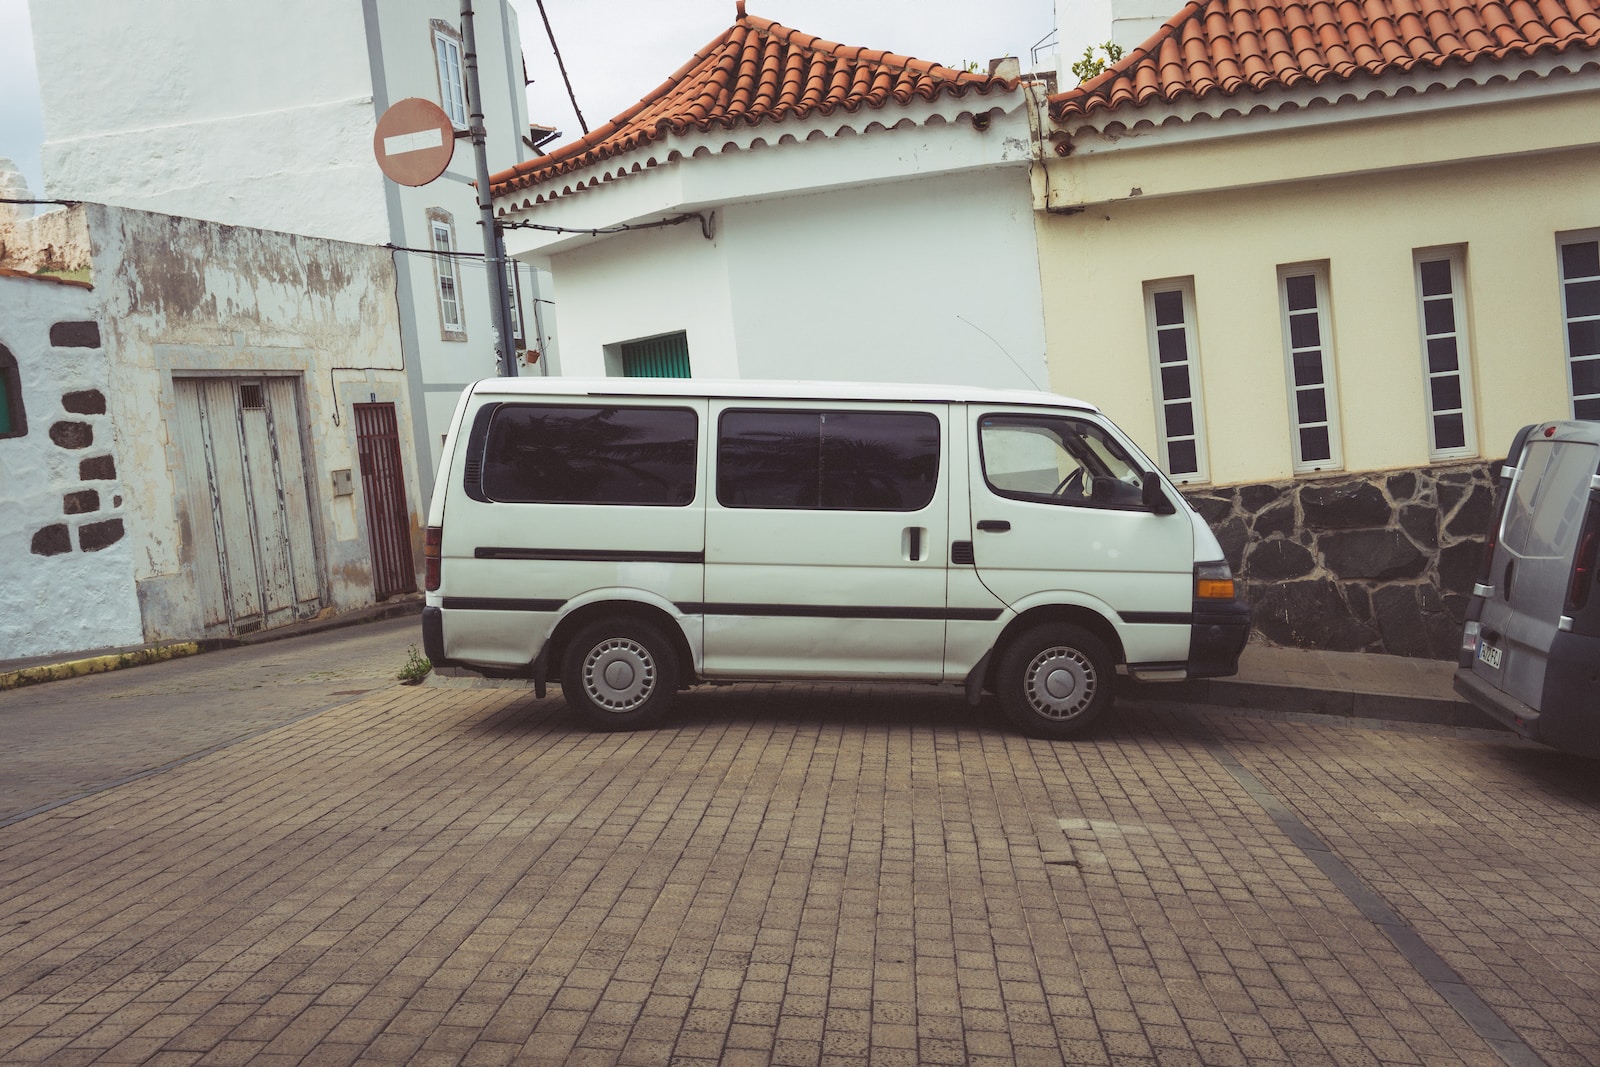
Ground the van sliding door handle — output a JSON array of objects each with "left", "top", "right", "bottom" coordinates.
[{"left": 976, "top": 520, "right": 1011, "bottom": 533}]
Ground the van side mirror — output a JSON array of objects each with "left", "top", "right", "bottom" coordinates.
[{"left": 1142, "top": 472, "right": 1177, "bottom": 514}]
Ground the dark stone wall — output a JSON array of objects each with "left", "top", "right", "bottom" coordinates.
[
  {"left": 25, "top": 320, "right": 125, "bottom": 559},
  {"left": 1182, "top": 461, "right": 1498, "bottom": 660}
]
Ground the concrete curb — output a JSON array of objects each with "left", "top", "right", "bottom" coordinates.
[
  {"left": 0, "top": 642, "right": 206, "bottom": 691},
  {"left": 0, "top": 597, "right": 423, "bottom": 693},
  {"left": 1122, "top": 675, "right": 1504, "bottom": 732}
]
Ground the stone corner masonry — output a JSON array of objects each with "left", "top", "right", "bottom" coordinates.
[{"left": 1182, "top": 460, "right": 1497, "bottom": 661}]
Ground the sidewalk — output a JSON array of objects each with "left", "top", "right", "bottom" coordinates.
[
  {"left": 1125, "top": 640, "right": 1495, "bottom": 732},
  {"left": 0, "top": 595, "right": 423, "bottom": 691}
]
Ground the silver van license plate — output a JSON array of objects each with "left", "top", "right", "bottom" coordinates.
[{"left": 1478, "top": 641, "right": 1503, "bottom": 669}]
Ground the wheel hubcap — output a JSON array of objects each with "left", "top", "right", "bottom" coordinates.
[
  {"left": 1025, "top": 646, "right": 1096, "bottom": 720},
  {"left": 583, "top": 638, "right": 656, "bottom": 713}
]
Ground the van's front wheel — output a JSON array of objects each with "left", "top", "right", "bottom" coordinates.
[
  {"left": 996, "top": 623, "right": 1114, "bottom": 739},
  {"left": 562, "top": 619, "right": 679, "bottom": 730}
]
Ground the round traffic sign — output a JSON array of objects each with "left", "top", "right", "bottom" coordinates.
[{"left": 373, "top": 98, "right": 457, "bottom": 187}]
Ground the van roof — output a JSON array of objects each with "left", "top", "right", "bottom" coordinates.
[
  {"left": 1529, "top": 420, "right": 1600, "bottom": 445},
  {"left": 465, "top": 377, "right": 1102, "bottom": 411}
]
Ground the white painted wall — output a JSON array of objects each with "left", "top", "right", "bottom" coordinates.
[
  {"left": 0, "top": 274, "right": 143, "bottom": 659},
  {"left": 725, "top": 170, "right": 1047, "bottom": 388},
  {"left": 32, "top": 0, "right": 389, "bottom": 243},
  {"left": 540, "top": 166, "right": 1046, "bottom": 388}
]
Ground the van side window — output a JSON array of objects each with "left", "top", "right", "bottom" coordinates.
[
  {"left": 479, "top": 405, "right": 698, "bottom": 505},
  {"left": 979, "top": 414, "right": 1150, "bottom": 509},
  {"left": 717, "top": 409, "right": 939, "bottom": 511}
]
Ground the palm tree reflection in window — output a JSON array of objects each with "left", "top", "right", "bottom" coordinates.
[{"left": 483, "top": 406, "right": 698, "bottom": 505}]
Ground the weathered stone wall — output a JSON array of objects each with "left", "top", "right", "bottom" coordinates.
[
  {"left": 1183, "top": 462, "right": 1499, "bottom": 659},
  {"left": 0, "top": 271, "right": 143, "bottom": 660}
]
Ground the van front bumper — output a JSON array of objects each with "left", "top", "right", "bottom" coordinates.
[{"left": 1188, "top": 600, "right": 1251, "bottom": 679}]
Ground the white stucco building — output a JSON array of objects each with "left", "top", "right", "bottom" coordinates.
[
  {"left": 490, "top": 5, "right": 1049, "bottom": 389},
  {"left": 1, "top": 203, "right": 421, "bottom": 659},
  {"left": 27, "top": 0, "right": 545, "bottom": 498}
]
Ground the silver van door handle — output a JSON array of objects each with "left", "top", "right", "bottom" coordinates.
[{"left": 976, "top": 520, "right": 1011, "bottom": 533}]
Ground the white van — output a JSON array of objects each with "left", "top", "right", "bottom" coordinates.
[
  {"left": 1455, "top": 420, "right": 1600, "bottom": 756},
  {"left": 421, "top": 379, "right": 1250, "bottom": 738}
]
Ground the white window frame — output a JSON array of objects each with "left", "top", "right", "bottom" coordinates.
[
  {"left": 1278, "top": 263, "right": 1343, "bottom": 473},
  {"left": 506, "top": 261, "right": 523, "bottom": 346},
  {"left": 1413, "top": 248, "right": 1477, "bottom": 460},
  {"left": 1558, "top": 229, "right": 1600, "bottom": 422},
  {"left": 430, "top": 219, "right": 464, "bottom": 337},
  {"left": 433, "top": 26, "right": 468, "bottom": 128},
  {"left": 1142, "top": 279, "right": 1209, "bottom": 484}
]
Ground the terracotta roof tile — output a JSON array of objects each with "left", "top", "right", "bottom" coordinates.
[
  {"left": 492, "top": 3, "right": 1017, "bottom": 199},
  {"left": 1050, "top": 0, "right": 1600, "bottom": 121}
]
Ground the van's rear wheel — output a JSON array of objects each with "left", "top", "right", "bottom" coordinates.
[
  {"left": 996, "top": 623, "right": 1114, "bottom": 739},
  {"left": 562, "top": 619, "right": 678, "bottom": 730}
]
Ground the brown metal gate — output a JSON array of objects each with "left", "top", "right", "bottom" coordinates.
[{"left": 354, "top": 403, "right": 417, "bottom": 598}]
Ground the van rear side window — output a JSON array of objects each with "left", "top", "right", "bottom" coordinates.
[
  {"left": 478, "top": 404, "right": 698, "bottom": 505},
  {"left": 1502, "top": 439, "right": 1600, "bottom": 559},
  {"left": 717, "top": 409, "right": 939, "bottom": 511}
]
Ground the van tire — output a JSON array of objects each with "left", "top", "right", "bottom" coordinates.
[
  {"left": 562, "top": 619, "right": 679, "bottom": 731},
  {"left": 996, "top": 623, "right": 1114, "bottom": 739}
]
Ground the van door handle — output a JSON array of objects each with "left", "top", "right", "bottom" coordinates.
[{"left": 976, "top": 520, "right": 1011, "bottom": 533}]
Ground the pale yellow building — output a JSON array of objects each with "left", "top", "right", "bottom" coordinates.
[{"left": 1038, "top": 0, "right": 1600, "bottom": 656}]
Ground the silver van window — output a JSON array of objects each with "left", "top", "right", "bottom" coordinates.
[{"left": 1502, "top": 439, "right": 1600, "bottom": 560}]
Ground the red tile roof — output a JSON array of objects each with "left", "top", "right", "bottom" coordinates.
[
  {"left": 1050, "top": 0, "right": 1600, "bottom": 122},
  {"left": 492, "top": 2, "right": 1017, "bottom": 200}
]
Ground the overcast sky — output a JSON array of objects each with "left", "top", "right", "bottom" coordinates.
[{"left": 0, "top": 0, "right": 1111, "bottom": 202}]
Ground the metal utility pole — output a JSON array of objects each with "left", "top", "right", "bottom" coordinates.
[{"left": 460, "top": 0, "right": 518, "bottom": 377}]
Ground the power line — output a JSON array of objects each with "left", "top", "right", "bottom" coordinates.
[{"left": 534, "top": 0, "right": 588, "bottom": 137}]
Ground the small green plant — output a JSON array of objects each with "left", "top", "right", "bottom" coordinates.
[
  {"left": 1071, "top": 41, "right": 1125, "bottom": 84},
  {"left": 398, "top": 644, "right": 432, "bottom": 684}
]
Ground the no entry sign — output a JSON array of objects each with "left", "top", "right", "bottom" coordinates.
[{"left": 373, "top": 98, "right": 457, "bottom": 187}]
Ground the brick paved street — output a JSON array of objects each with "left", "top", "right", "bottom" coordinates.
[{"left": 2, "top": 653, "right": 1598, "bottom": 1065}]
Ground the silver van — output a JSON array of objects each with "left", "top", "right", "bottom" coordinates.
[
  {"left": 421, "top": 378, "right": 1251, "bottom": 738},
  {"left": 1455, "top": 420, "right": 1600, "bottom": 755}
]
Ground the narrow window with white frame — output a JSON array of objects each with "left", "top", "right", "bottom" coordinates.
[
  {"left": 429, "top": 215, "right": 465, "bottom": 339},
  {"left": 432, "top": 23, "right": 468, "bottom": 128},
  {"left": 1559, "top": 233, "right": 1600, "bottom": 421},
  {"left": 506, "top": 261, "right": 523, "bottom": 347},
  {"left": 1278, "top": 264, "right": 1342, "bottom": 472},
  {"left": 1143, "top": 280, "right": 1207, "bottom": 483},
  {"left": 1415, "top": 249, "right": 1476, "bottom": 458}
]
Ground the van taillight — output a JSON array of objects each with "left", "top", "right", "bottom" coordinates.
[
  {"left": 425, "top": 526, "right": 442, "bottom": 592},
  {"left": 1565, "top": 501, "right": 1600, "bottom": 614}
]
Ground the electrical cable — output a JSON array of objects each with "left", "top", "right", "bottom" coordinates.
[{"left": 534, "top": 0, "right": 588, "bottom": 136}]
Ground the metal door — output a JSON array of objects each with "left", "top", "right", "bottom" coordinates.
[
  {"left": 173, "top": 377, "right": 322, "bottom": 633},
  {"left": 354, "top": 402, "right": 417, "bottom": 598},
  {"left": 701, "top": 402, "right": 950, "bottom": 680},
  {"left": 959, "top": 408, "right": 1195, "bottom": 668}
]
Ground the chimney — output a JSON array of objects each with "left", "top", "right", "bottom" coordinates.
[{"left": 989, "top": 57, "right": 1021, "bottom": 80}]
